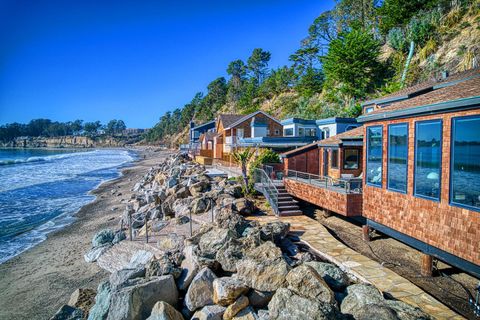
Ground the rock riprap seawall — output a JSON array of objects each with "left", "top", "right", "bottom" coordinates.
[{"left": 51, "top": 153, "right": 433, "bottom": 320}]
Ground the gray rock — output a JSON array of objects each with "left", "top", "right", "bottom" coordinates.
[
  {"left": 236, "top": 242, "right": 290, "bottom": 291},
  {"left": 354, "top": 304, "right": 400, "bottom": 320},
  {"left": 176, "top": 187, "right": 191, "bottom": 199},
  {"left": 232, "top": 306, "right": 258, "bottom": 320},
  {"left": 384, "top": 300, "right": 432, "bottom": 320},
  {"left": 268, "top": 288, "right": 337, "bottom": 320},
  {"left": 185, "top": 267, "right": 217, "bottom": 312},
  {"left": 233, "top": 198, "right": 254, "bottom": 215},
  {"left": 113, "top": 231, "right": 127, "bottom": 244},
  {"left": 146, "top": 256, "right": 182, "bottom": 279},
  {"left": 189, "top": 181, "right": 209, "bottom": 197},
  {"left": 177, "top": 245, "right": 200, "bottom": 291},
  {"left": 259, "top": 222, "right": 289, "bottom": 243},
  {"left": 212, "top": 277, "right": 249, "bottom": 306},
  {"left": 67, "top": 288, "right": 96, "bottom": 315},
  {"left": 50, "top": 305, "right": 83, "bottom": 320},
  {"left": 304, "top": 261, "right": 349, "bottom": 291},
  {"left": 225, "top": 185, "right": 243, "bottom": 198},
  {"left": 192, "top": 198, "right": 208, "bottom": 214},
  {"left": 214, "top": 209, "right": 249, "bottom": 236},
  {"left": 147, "top": 301, "right": 184, "bottom": 320},
  {"left": 223, "top": 295, "right": 249, "bottom": 320},
  {"left": 87, "top": 281, "right": 111, "bottom": 320},
  {"left": 84, "top": 245, "right": 111, "bottom": 263},
  {"left": 92, "top": 229, "right": 115, "bottom": 248},
  {"left": 286, "top": 265, "right": 335, "bottom": 304},
  {"left": 247, "top": 290, "right": 274, "bottom": 308},
  {"left": 340, "top": 283, "right": 385, "bottom": 317},
  {"left": 157, "top": 234, "right": 185, "bottom": 253},
  {"left": 198, "top": 228, "right": 236, "bottom": 258},
  {"left": 191, "top": 305, "right": 226, "bottom": 320},
  {"left": 110, "top": 267, "right": 146, "bottom": 291},
  {"left": 215, "top": 239, "right": 244, "bottom": 273},
  {"left": 107, "top": 275, "right": 178, "bottom": 320},
  {"left": 166, "top": 177, "right": 178, "bottom": 188},
  {"left": 176, "top": 215, "right": 190, "bottom": 225},
  {"left": 256, "top": 310, "right": 269, "bottom": 320},
  {"left": 127, "top": 250, "right": 154, "bottom": 269}
]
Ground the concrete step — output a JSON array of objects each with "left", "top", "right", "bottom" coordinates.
[
  {"left": 278, "top": 205, "right": 300, "bottom": 210},
  {"left": 278, "top": 210, "right": 303, "bottom": 216}
]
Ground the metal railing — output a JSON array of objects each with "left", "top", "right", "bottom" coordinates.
[
  {"left": 286, "top": 169, "right": 362, "bottom": 194},
  {"left": 253, "top": 168, "right": 280, "bottom": 216}
]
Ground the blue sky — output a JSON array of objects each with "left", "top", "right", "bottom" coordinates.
[{"left": 0, "top": 0, "right": 334, "bottom": 128}]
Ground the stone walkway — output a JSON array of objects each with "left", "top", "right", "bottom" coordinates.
[{"left": 247, "top": 214, "right": 464, "bottom": 320}]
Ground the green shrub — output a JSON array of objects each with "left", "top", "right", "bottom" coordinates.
[{"left": 387, "top": 27, "right": 408, "bottom": 52}]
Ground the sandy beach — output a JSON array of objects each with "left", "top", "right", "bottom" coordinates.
[{"left": 0, "top": 148, "right": 172, "bottom": 320}]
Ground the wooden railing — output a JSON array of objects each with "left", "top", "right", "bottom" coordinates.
[{"left": 199, "top": 149, "right": 213, "bottom": 158}]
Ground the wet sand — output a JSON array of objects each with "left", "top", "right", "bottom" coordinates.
[{"left": 0, "top": 148, "right": 172, "bottom": 320}]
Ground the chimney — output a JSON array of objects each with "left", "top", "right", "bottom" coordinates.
[{"left": 441, "top": 70, "right": 449, "bottom": 79}]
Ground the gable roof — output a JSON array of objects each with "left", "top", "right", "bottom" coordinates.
[
  {"left": 217, "top": 114, "right": 245, "bottom": 129},
  {"left": 192, "top": 120, "right": 216, "bottom": 131},
  {"left": 361, "top": 68, "right": 480, "bottom": 107},
  {"left": 358, "top": 76, "right": 480, "bottom": 122},
  {"left": 223, "top": 111, "right": 282, "bottom": 130},
  {"left": 282, "top": 126, "right": 364, "bottom": 158}
]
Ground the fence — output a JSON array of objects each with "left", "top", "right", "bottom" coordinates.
[
  {"left": 285, "top": 169, "right": 362, "bottom": 194},
  {"left": 253, "top": 168, "right": 279, "bottom": 216}
]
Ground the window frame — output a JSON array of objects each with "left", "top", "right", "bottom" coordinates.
[
  {"left": 387, "top": 123, "right": 409, "bottom": 194},
  {"left": 366, "top": 125, "right": 384, "bottom": 188},
  {"left": 449, "top": 115, "right": 480, "bottom": 212},
  {"left": 331, "top": 149, "right": 339, "bottom": 169},
  {"left": 343, "top": 148, "right": 360, "bottom": 170},
  {"left": 413, "top": 119, "right": 443, "bottom": 202},
  {"left": 284, "top": 128, "right": 294, "bottom": 136}
]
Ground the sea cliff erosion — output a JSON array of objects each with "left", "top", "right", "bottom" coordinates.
[{"left": 15, "top": 152, "right": 432, "bottom": 320}]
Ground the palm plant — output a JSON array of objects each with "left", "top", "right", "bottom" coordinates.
[{"left": 231, "top": 147, "right": 255, "bottom": 188}]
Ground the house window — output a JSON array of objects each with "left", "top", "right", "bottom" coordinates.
[
  {"left": 331, "top": 149, "right": 339, "bottom": 168},
  {"left": 236, "top": 128, "right": 244, "bottom": 138},
  {"left": 365, "top": 106, "right": 374, "bottom": 113},
  {"left": 414, "top": 120, "right": 442, "bottom": 201},
  {"left": 366, "top": 126, "right": 383, "bottom": 187},
  {"left": 344, "top": 149, "right": 359, "bottom": 170},
  {"left": 274, "top": 129, "right": 280, "bottom": 135},
  {"left": 450, "top": 116, "right": 480, "bottom": 211},
  {"left": 388, "top": 123, "right": 408, "bottom": 193},
  {"left": 299, "top": 128, "right": 305, "bottom": 136},
  {"left": 322, "top": 128, "right": 330, "bottom": 139},
  {"left": 306, "top": 128, "right": 316, "bottom": 136},
  {"left": 284, "top": 128, "right": 293, "bottom": 136}
]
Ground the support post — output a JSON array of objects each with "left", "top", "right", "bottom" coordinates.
[
  {"left": 362, "top": 225, "right": 370, "bottom": 242},
  {"left": 129, "top": 211, "right": 133, "bottom": 241},
  {"left": 145, "top": 216, "right": 149, "bottom": 244},
  {"left": 421, "top": 254, "right": 433, "bottom": 277}
]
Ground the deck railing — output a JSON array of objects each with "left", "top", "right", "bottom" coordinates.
[
  {"left": 285, "top": 169, "right": 362, "bottom": 194},
  {"left": 253, "top": 168, "right": 279, "bottom": 216}
]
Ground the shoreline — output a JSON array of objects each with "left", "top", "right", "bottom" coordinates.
[{"left": 0, "top": 148, "right": 172, "bottom": 320}]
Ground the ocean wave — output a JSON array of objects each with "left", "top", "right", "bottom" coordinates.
[{"left": 0, "top": 150, "right": 98, "bottom": 166}]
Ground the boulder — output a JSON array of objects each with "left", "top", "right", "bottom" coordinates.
[
  {"left": 50, "top": 305, "right": 83, "bottom": 320},
  {"left": 127, "top": 250, "right": 154, "bottom": 269},
  {"left": 340, "top": 283, "right": 385, "bottom": 317},
  {"left": 173, "top": 198, "right": 192, "bottom": 216},
  {"left": 189, "top": 181, "right": 210, "bottom": 197},
  {"left": 233, "top": 199, "right": 254, "bottom": 215},
  {"left": 259, "top": 222, "right": 289, "bottom": 243},
  {"left": 191, "top": 305, "right": 226, "bottom": 320},
  {"left": 146, "top": 256, "right": 182, "bottom": 279},
  {"left": 384, "top": 300, "right": 432, "bottom": 320},
  {"left": 157, "top": 234, "right": 185, "bottom": 252},
  {"left": 177, "top": 245, "right": 200, "bottom": 291},
  {"left": 84, "top": 245, "right": 111, "bottom": 263},
  {"left": 176, "top": 215, "right": 190, "bottom": 225},
  {"left": 256, "top": 310, "right": 269, "bottom": 320},
  {"left": 67, "top": 288, "right": 96, "bottom": 317},
  {"left": 166, "top": 177, "right": 178, "bottom": 188},
  {"left": 185, "top": 267, "right": 217, "bottom": 312},
  {"left": 236, "top": 242, "right": 290, "bottom": 291},
  {"left": 285, "top": 265, "right": 335, "bottom": 304},
  {"left": 353, "top": 304, "right": 400, "bottom": 320},
  {"left": 110, "top": 267, "right": 146, "bottom": 290},
  {"left": 113, "top": 231, "right": 127, "bottom": 244},
  {"left": 268, "top": 288, "right": 338, "bottom": 320},
  {"left": 304, "top": 261, "right": 349, "bottom": 291},
  {"left": 212, "top": 277, "right": 249, "bottom": 306},
  {"left": 223, "top": 295, "right": 249, "bottom": 320},
  {"left": 87, "top": 281, "right": 111, "bottom": 320},
  {"left": 192, "top": 197, "right": 208, "bottom": 214},
  {"left": 199, "top": 228, "right": 236, "bottom": 258},
  {"left": 247, "top": 290, "right": 274, "bottom": 308},
  {"left": 214, "top": 209, "right": 249, "bottom": 236},
  {"left": 147, "top": 301, "right": 184, "bottom": 320},
  {"left": 224, "top": 185, "right": 243, "bottom": 198},
  {"left": 215, "top": 239, "right": 244, "bottom": 273},
  {"left": 107, "top": 275, "right": 178, "bottom": 320},
  {"left": 231, "top": 306, "right": 258, "bottom": 320},
  {"left": 176, "top": 187, "right": 191, "bottom": 199}
]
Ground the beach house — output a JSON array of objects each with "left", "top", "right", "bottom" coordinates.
[
  {"left": 281, "top": 117, "right": 359, "bottom": 140},
  {"left": 189, "top": 120, "right": 216, "bottom": 154},
  {"left": 358, "top": 70, "right": 480, "bottom": 277}
]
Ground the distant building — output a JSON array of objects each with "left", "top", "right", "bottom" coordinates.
[
  {"left": 122, "top": 128, "right": 146, "bottom": 135},
  {"left": 281, "top": 117, "right": 359, "bottom": 140}
]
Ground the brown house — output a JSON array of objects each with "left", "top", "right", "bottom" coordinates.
[
  {"left": 358, "top": 72, "right": 480, "bottom": 277},
  {"left": 282, "top": 126, "right": 364, "bottom": 217},
  {"left": 212, "top": 111, "right": 283, "bottom": 160}
]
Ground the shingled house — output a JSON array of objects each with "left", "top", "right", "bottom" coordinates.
[{"left": 358, "top": 70, "right": 480, "bottom": 277}]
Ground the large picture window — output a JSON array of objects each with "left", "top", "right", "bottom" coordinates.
[
  {"left": 366, "top": 126, "right": 383, "bottom": 186},
  {"left": 388, "top": 124, "right": 408, "bottom": 193},
  {"left": 284, "top": 128, "right": 293, "bottom": 136},
  {"left": 450, "top": 116, "right": 480, "bottom": 211},
  {"left": 343, "top": 149, "right": 359, "bottom": 170},
  {"left": 414, "top": 120, "right": 442, "bottom": 200}
]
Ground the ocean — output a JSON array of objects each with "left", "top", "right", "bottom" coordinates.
[{"left": 0, "top": 148, "right": 136, "bottom": 264}]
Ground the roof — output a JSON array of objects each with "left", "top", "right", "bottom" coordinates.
[
  {"left": 358, "top": 76, "right": 480, "bottom": 122},
  {"left": 361, "top": 68, "right": 480, "bottom": 107},
  {"left": 221, "top": 111, "right": 281, "bottom": 130},
  {"left": 281, "top": 117, "right": 357, "bottom": 126},
  {"left": 192, "top": 120, "right": 216, "bottom": 131},
  {"left": 199, "top": 131, "right": 216, "bottom": 141},
  {"left": 217, "top": 114, "right": 245, "bottom": 128},
  {"left": 282, "top": 126, "right": 364, "bottom": 158}
]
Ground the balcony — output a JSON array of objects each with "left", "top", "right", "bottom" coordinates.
[
  {"left": 237, "top": 136, "right": 316, "bottom": 148},
  {"left": 284, "top": 170, "right": 363, "bottom": 217}
]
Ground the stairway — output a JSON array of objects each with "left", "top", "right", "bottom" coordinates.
[{"left": 276, "top": 184, "right": 303, "bottom": 216}]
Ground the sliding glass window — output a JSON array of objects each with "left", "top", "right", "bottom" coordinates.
[
  {"left": 331, "top": 149, "right": 339, "bottom": 168},
  {"left": 387, "top": 124, "right": 408, "bottom": 193},
  {"left": 366, "top": 126, "right": 383, "bottom": 187},
  {"left": 414, "top": 120, "right": 442, "bottom": 200},
  {"left": 450, "top": 116, "right": 480, "bottom": 211}
]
